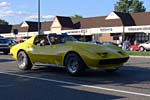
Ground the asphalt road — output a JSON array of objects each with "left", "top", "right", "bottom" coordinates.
[{"left": 0, "top": 53, "right": 150, "bottom": 100}]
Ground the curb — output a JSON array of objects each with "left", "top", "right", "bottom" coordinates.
[{"left": 129, "top": 55, "right": 150, "bottom": 58}]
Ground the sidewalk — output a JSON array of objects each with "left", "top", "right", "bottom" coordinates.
[{"left": 130, "top": 55, "right": 150, "bottom": 58}]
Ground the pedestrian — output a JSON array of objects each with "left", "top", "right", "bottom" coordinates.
[{"left": 122, "top": 40, "right": 130, "bottom": 50}]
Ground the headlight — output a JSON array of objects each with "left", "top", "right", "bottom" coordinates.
[{"left": 97, "top": 52, "right": 108, "bottom": 58}]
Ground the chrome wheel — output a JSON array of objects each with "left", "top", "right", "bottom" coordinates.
[
  {"left": 67, "top": 58, "right": 79, "bottom": 73},
  {"left": 18, "top": 53, "right": 26, "bottom": 69},
  {"left": 65, "top": 53, "right": 85, "bottom": 76},
  {"left": 17, "top": 51, "right": 32, "bottom": 70}
]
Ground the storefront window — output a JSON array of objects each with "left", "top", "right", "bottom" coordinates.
[
  {"left": 93, "top": 34, "right": 102, "bottom": 41},
  {"left": 113, "top": 37, "right": 119, "bottom": 40},
  {"left": 110, "top": 33, "right": 121, "bottom": 40},
  {"left": 149, "top": 33, "right": 150, "bottom": 40},
  {"left": 135, "top": 33, "right": 149, "bottom": 43}
]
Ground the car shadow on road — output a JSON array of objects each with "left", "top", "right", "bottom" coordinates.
[
  {"left": 0, "top": 59, "right": 15, "bottom": 63},
  {"left": 0, "top": 70, "right": 124, "bottom": 100},
  {"left": 79, "top": 65, "right": 150, "bottom": 90},
  {"left": 1, "top": 66, "right": 127, "bottom": 100},
  {"left": 10, "top": 65, "right": 150, "bottom": 89},
  {"left": 0, "top": 53, "right": 9, "bottom": 55},
  {"left": 3, "top": 65, "right": 149, "bottom": 99}
]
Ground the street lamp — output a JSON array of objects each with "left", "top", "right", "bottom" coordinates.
[{"left": 38, "top": 0, "right": 41, "bottom": 35}]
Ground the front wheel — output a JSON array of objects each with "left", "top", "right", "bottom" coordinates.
[
  {"left": 140, "top": 46, "right": 145, "bottom": 51},
  {"left": 65, "top": 53, "right": 85, "bottom": 76},
  {"left": 17, "top": 51, "right": 32, "bottom": 70}
]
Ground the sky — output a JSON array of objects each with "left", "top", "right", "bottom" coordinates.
[{"left": 0, "top": 0, "right": 149, "bottom": 25}]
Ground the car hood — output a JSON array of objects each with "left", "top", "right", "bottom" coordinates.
[{"left": 66, "top": 41, "right": 124, "bottom": 54}]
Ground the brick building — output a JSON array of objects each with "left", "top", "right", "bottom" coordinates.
[{"left": 0, "top": 11, "right": 150, "bottom": 44}]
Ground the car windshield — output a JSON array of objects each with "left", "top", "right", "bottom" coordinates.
[
  {"left": 7, "top": 39, "right": 17, "bottom": 44},
  {"left": 146, "top": 40, "right": 150, "bottom": 43},
  {"left": 48, "top": 35, "right": 78, "bottom": 43},
  {"left": 62, "top": 35, "right": 78, "bottom": 42}
]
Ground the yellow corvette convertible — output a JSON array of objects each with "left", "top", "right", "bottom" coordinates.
[{"left": 10, "top": 33, "right": 129, "bottom": 75}]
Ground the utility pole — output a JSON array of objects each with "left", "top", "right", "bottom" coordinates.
[{"left": 38, "top": 0, "right": 41, "bottom": 35}]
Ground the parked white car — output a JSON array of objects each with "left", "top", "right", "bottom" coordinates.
[{"left": 139, "top": 40, "right": 150, "bottom": 51}]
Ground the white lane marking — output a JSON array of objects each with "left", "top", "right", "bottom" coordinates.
[{"left": 0, "top": 71, "right": 150, "bottom": 97}]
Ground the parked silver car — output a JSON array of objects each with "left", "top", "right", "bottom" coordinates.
[{"left": 139, "top": 40, "right": 150, "bottom": 51}]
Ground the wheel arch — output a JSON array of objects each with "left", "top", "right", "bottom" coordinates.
[
  {"left": 17, "top": 49, "right": 33, "bottom": 70},
  {"left": 17, "top": 49, "right": 27, "bottom": 56},
  {"left": 139, "top": 46, "right": 145, "bottom": 51},
  {"left": 63, "top": 51, "right": 87, "bottom": 67},
  {"left": 17, "top": 49, "right": 31, "bottom": 62}
]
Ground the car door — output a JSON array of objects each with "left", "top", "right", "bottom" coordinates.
[
  {"left": 27, "top": 35, "right": 52, "bottom": 63},
  {"left": 145, "top": 41, "right": 150, "bottom": 50},
  {"left": 29, "top": 35, "right": 69, "bottom": 65},
  {"left": 30, "top": 43, "right": 67, "bottom": 65}
]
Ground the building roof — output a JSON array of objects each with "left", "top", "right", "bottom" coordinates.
[
  {"left": 0, "top": 25, "right": 12, "bottom": 34},
  {"left": 72, "top": 16, "right": 123, "bottom": 28},
  {"left": 113, "top": 11, "right": 135, "bottom": 26},
  {"left": 12, "top": 21, "right": 39, "bottom": 32},
  {"left": 26, "top": 21, "right": 39, "bottom": 32},
  {"left": 72, "top": 12, "right": 136, "bottom": 29},
  {"left": 56, "top": 16, "right": 74, "bottom": 29},
  {"left": 1, "top": 11, "right": 150, "bottom": 34},
  {"left": 131, "top": 12, "right": 150, "bottom": 25}
]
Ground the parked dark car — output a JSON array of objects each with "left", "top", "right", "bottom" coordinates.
[{"left": 0, "top": 38, "right": 16, "bottom": 54}]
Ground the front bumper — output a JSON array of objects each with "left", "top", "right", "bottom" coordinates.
[
  {"left": 84, "top": 56, "right": 129, "bottom": 70},
  {"left": 99, "top": 57, "right": 129, "bottom": 65}
]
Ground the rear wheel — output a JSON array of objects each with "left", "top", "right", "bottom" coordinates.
[
  {"left": 17, "top": 51, "right": 32, "bottom": 70},
  {"left": 65, "top": 53, "right": 85, "bottom": 76}
]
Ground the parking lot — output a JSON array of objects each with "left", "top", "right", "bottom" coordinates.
[{"left": 0, "top": 53, "right": 150, "bottom": 100}]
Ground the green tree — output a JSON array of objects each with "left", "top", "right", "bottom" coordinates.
[
  {"left": 0, "top": 19, "right": 9, "bottom": 25},
  {"left": 114, "top": 0, "right": 146, "bottom": 13},
  {"left": 71, "top": 14, "right": 83, "bottom": 19}
]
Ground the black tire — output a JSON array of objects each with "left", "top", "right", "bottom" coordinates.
[
  {"left": 105, "top": 68, "right": 118, "bottom": 73},
  {"left": 17, "top": 51, "right": 32, "bottom": 70},
  {"left": 140, "top": 46, "right": 145, "bottom": 51},
  {"left": 64, "top": 53, "right": 85, "bottom": 76}
]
